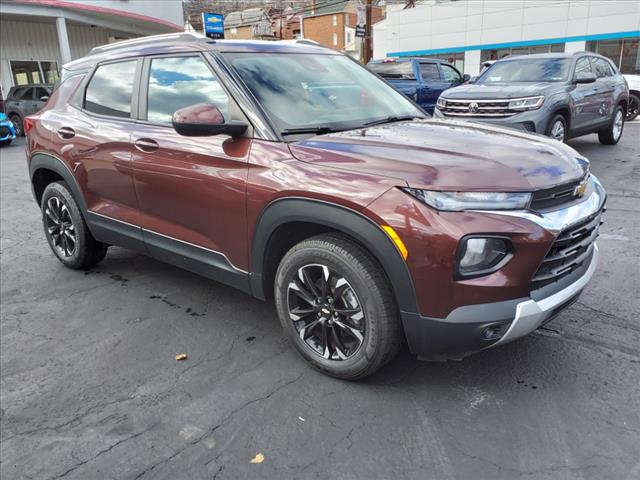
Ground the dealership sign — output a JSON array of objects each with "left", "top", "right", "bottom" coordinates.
[{"left": 202, "top": 12, "right": 224, "bottom": 39}]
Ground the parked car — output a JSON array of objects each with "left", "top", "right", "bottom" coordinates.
[
  {"left": 25, "top": 34, "right": 605, "bottom": 379},
  {"left": 623, "top": 74, "right": 639, "bottom": 121},
  {"left": 368, "top": 57, "right": 469, "bottom": 113},
  {"left": 4, "top": 84, "right": 53, "bottom": 136},
  {"left": 0, "top": 112, "right": 17, "bottom": 145},
  {"left": 434, "top": 52, "right": 629, "bottom": 144}
]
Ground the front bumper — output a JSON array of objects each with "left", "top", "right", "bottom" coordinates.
[
  {"left": 433, "top": 106, "right": 549, "bottom": 134},
  {"left": 401, "top": 175, "right": 606, "bottom": 360}
]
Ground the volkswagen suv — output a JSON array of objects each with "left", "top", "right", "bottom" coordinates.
[{"left": 25, "top": 34, "right": 606, "bottom": 379}]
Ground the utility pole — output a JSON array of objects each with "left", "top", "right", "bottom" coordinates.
[{"left": 363, "top": 0, "right": 373, "bottom": 64}]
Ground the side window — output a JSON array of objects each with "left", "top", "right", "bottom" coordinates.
[
  {"left": 419, "top": 63, "right": 441, "bottom": 82},
  {"left": 35, "top": 87, "right": 49, "bottom": 100},
  {"left": 18, "top": 88, "right": 34, "bottom": 100},
  {"left": 146, "top": 56, "right": 230, "bottom": 124},
  {"left": 592, "top": 58, "right": 613, "bottom": 78},
  {"left": 84, "top": 60, "right": 137, "bottom": 118},
  {"left": 574, "top": 57, "right": 592, "bottom": 77},
  {"left": 441, "top": 64, "right": 461, "bottom": 83}
]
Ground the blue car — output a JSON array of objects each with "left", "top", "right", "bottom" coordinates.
[
  {"left": 0, "top": 112, "right": 17, "bottom": 146},
  {"left": 368, "top": 58, "right": 469, "bottom": 114}
]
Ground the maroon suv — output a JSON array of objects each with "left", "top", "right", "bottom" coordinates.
[{"left": 25, "top": 34, "right": 606, "bottom": 379}]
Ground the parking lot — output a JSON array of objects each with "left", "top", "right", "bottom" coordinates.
[{"left": 1, "top": 127, "right": 639, "bottom": 480}]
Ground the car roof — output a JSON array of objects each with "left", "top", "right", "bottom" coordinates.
[
  {"left": 369, "top": 57, "right": 452, "bottom": 64},
  {"left": 495, "top": 51, "right": 609, "bottom": 62},
  {"left": 64, "top": 32, "right": 338, "bottom": 71}
]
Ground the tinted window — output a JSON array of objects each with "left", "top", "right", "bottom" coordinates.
[
  {"left": 85, "top": 60, "right": 137, "bottom": 118},
  {"left": 478, "top": 58, "right": 572, "bottom": 83},
  {"left": 574, "top": 57, "right": 592, "bottom": 76},
  {"left": 146, "top": 56, "right": 229, "bottom": 124},
  {"left": 592, "top": 58, "right": 613, "bottom": 78},
  {"left": 35, "top": 87, "right": 49, "bottom": 100},
  {"left": 367, "top": 62, "right": 415, "bottom": 79},
  {"left": 441, "top": 64, "right": 461, "bottom": 82},
  {"left": 10, "top": 87, "right": 29, "bottom": 100},
  {"left": 18, "top": 88, "right": 33, "bottom": 100},
  {"left": 419, "top": 63, "right": 440, "bottom": 81}
]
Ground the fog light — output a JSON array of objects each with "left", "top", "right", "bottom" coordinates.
[{"left": 457, "top": 237, "right": 511, "bottom": 277}]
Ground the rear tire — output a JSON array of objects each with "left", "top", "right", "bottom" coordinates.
[
  {"left": 626, "top": 93, "right": 639, "bottom": 122},
  {"left": 545, "top": 114, "right": 567, "bottom": 142},
  {"left": 9, "top": 114, "right": 23, "bottom": 137},
  {"left": 274, "top": 233, "right": 403, "bottom": 380},
  {"left": 41, "top": 181, "right": 108, "bottom": 269},
  {"left": 598, "top": 105, "right": 625, "bottom": 145}
]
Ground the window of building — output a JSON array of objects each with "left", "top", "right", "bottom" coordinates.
[
  {"left": 332, "top": 15, "right": 337, "bottom": 27},
  {"left": 41, "top": 62, "right": 60, "bottom": 84},
  {"left": 146, "top": 56, "right": 229, "bottom": 125},
  {"left": 333, "top": 33, "right": 338, "bottom": 46},
  {"left": 419, "top": 63, "right": 440, "bottom": 81},
  {"left": 587, "top": 37, "right": 639, "bottom": 74},
  {"left": 9, "top": 60, "right": 59, "bottom": 86},
  {"left": 481, "top": 43, "right": 563, "bottom": 63},
  {"left": 417, "top": 52, "right": 464, "bottom": 73},
  {"left": 84, "top": 60, "right": 138, "bottom": 118}
]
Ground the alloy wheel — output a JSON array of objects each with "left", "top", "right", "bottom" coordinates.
[
  {"left": 10, "top": 115, "right": 22, "bottom": 136},
  {"left": 626, "top": 96, "right": 639, "bottom": 121},
  {"left": 612, "top": 109, "right": 623, "bottom": 140},
  {"left": 550, "top": 120, "right": 565, "bottom": 141},
  {"left": 287, "top": 264, "right": 365, "bottom": 361},
  {"left": 45, "top": 196, "right": 76, "bottom": 257}
]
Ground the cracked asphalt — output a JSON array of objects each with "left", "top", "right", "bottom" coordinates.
[{"left": 1, "top": 126, "right": 639, "bottom": 480}]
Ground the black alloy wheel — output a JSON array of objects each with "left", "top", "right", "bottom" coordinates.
[
  {"left": 287, "top": 263, "right": 365, "bottom": 360},
  {"left": 626, "top": 93, "right": 639, "bottom": 122}
]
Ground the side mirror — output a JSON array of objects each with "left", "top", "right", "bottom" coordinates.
[
  {"left": 462, "top": 74, "right": 471, "bottom": 83},
  {"left": 575, "top": 72, "right": 597, "bottom": 84},
  {"left": 40, "top": 95, "right": 49, "bottom": 101},
  {"left": 171, "top": 103, "right": 247, "bottom": 137}
]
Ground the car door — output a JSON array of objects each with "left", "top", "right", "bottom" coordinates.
[
  {"left": 48, "top": 58, "right": 142, "bottom": 245},
  {"left": 592, "top": 57, "right": 616, "bottom": 125},
  {"left": 570, "top": 56, "right": 600, "bottom": 130},
  {"left": 131, "top": 54, "right": 251, "bottom": 276},
  {"left": 417, "top": 62, "right": 445, "bottom": 113},
  {"left": 12, "top": 87, "right": 32, "bottom": 116}
]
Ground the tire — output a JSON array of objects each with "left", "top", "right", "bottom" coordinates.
[
  {"left": 41, "top": 181, "right": 108, "bottom": 269},
  {"left": 9, "top": 114, "right": 23, "bottom": 137},
  {"left": 274, "top": 233, "right": 403, "bottom": 380},
  {"left": 0, "top": 139, "right": 11, "bottom": 146},
  {"left": 626, "top": 93, "right": 639, "bottom": 122},
  {"left": 545, "top": 114, "right": 567, "bottom": 142},
  {"left": 598, "top": 105, "right": 625, "bottom": 145}
]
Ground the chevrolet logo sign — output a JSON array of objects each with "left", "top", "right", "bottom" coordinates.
[{"left": 573, "top": 179, "right": 588, "bottom": 197}]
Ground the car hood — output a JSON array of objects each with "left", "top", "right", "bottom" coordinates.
[
  {"left": 442, "top": 82, "right": 560, "bottom": 99},
  {"left": 288, "top": 119, "right": 587, "bottom": 191}
]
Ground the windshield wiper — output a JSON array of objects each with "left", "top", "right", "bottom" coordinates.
[
  {"left": 361, "top": 115, "right": 422, "bottom": 128},
  {"left": 281, "top": 126, "right": 342, "bottom": 136}
]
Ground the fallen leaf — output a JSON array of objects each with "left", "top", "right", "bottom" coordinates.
[
  {"left": 175, "top": 353, "right": 187, "bottom": 361},
  {"left": 250, "top": 453, "right": 265, "bottom": 464}
]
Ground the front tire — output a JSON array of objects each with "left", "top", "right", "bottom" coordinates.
[
  {"left": 41, "top": 181, "right": 108, "bottom": 269},
  {"left": 598, "top": 105, "right": 625, "bottom": 145},
  {"left": 274, "top": 233, "right": 403, "bottom": 380},
  {"left": 546, "top": 114, "right": 567, "bottom": 142},
  {"left": 9, "top": 114, "right": 23, "bottom": 137},
  {"left": 0, "top": 139, "right": 11, "bottom": 146}
]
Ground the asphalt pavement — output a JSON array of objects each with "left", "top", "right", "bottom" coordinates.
[{"left": 1, "top": 127, "right": 639, "bottom": 480}]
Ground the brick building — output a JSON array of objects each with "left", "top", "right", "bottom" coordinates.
[{"left": 224, "top": 8, "right": 275, "bottom": 40}]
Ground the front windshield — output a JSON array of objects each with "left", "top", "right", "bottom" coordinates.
[
  {"left": 224, "top": 52, "right": 424, "bottom": 134},
  {"left": 477, "top": 58, "right": 572, "bottom": 83}
]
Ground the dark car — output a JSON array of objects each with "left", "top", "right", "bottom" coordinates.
[
  {"left": 368, "top": 57, "right": 468, "bottom": 113},
  {"left": 434, "top": 52, "right": 629, "bottom": 144},
  {"left": 4, "top": 84, "right": 53, "bottom": 136},
  {"left": 24, "top": 34, "right": 605, "bottom": 379}
]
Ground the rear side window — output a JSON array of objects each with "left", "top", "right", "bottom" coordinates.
[
  {"left": 368, "top": 62, "right": 416, "bottom": 80},
  {"left": 35, "top": 87, "right": 49, "bottom": 100},
  {"left": 592, "top": 58, "right": 613, "bottom": 78},
  {"left": 419, "top": 63, "right": 441, "bottom": 81},
  {"left": 85, "top": 60, "right": 137, "bottom": 118},
  {"left": 145, "top": 56, "right": 229, "bottom": 124}
]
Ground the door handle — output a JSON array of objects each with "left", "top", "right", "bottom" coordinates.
[
  {"left": 134, "top": 138, "right": 159, "bottom": 153},
  {"left": 57, "top": 127, "right": 75, "bottom": 139}
]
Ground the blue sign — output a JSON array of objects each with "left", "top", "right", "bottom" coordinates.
[{"left": 202, "top": 13, "right": 224, "bottom": 39}]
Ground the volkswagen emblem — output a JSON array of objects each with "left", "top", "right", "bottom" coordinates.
[{"left": 468, "top": 102, "right": 479, "bottom": 114}]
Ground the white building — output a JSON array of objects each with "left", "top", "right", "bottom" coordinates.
[
  {"left": 0, "top": 0, "right": 184, "bottom": 96},
  {"left": 374, "top": 0, "right": 640, "bottom": 75}
]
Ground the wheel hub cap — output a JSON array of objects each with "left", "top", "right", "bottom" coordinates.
[
  {"left": 287, "top": 264, "right": 365, "bottom": 361},
  {"left": 44, "top": 196, "right": 76, "bottom": 257}
]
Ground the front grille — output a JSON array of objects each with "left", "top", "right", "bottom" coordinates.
[
  {"left": 439, "top": 99, "right": 515, "bottom": 118},
  {"left": 531, "top": 210, "right": 603, "bottom": 290},
  {"left": 530, "top": 177, "right": 586, "bottom": 211}
]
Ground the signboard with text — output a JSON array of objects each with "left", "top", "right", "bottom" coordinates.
[
  {"left": 202, "top": 12, "right": 224, "bottom": 39},
  {"left": 356, "top": 3, "right": 366, "bottom": 38}
]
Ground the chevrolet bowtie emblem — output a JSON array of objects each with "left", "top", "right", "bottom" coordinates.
[{"left": 574, "top": 179, "right": 588, "bottom": 197}]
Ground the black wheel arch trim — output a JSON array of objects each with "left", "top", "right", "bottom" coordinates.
[
  {"left": 249, "top": 197, "right": 420, "bottom": 315},
  {"left": 29, "top": 152, "right": 89, "bottom": 213}
]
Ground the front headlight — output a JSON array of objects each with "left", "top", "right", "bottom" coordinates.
[
  {"left": 403, "top": 189, "right": 532, "bottom": 211},
  {"left": 508, "top": 96, "right": 544, "bottom": 111},
  {"left": 436, "top": 97, "right": 447, "bottom": 109}
]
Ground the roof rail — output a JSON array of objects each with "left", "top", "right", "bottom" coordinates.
[{"left": 89, "top": 32, "right": 206, "bottom": 55}]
